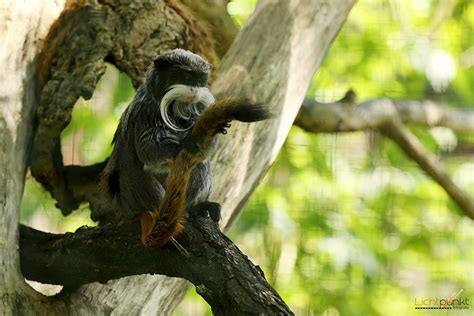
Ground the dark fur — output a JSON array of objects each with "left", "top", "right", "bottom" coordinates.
[{"left": 101, "top": 50, "right": 213, "bottom": 219}]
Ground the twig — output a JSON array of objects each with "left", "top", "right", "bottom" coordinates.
[{"left": 379, "top": 119, "right": 474, "bottom": 219}]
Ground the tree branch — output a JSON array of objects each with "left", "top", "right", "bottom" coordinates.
[
  {"left": 296, "top": 97, "right": 474, "bottom": 134},
  {"left": 295, "top": 95, "right": 474, "bottom": 219},
  {"left": 379, "top": 120, "right": 474, "bottom": 219},
  {"left": 395, "top": 100, "right": 474, "bottom": 134},
  {"left": 20, "top": 213, "right": 293, "bottom": 315}
]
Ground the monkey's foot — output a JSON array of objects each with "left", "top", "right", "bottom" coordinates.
[
  {"left": 189, "top": 201, "right": 221, "bottom": 223},
  {"left": 139, "top": 212, "right": 184, "bottom": 248}
]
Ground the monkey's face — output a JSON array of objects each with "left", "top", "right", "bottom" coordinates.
[
  {"left": 151, "top": 65, "right": 215, "bottom": 131},
  {"left": 146, "top": 49, "right": 215, "bottom": 131},
  {"left": 150, "top": 49, "right": 211, "bottom": 100}
]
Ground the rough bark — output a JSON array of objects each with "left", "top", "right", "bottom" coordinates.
[{"left": 0, "top": 0, "right": 103, "bottom": 314}]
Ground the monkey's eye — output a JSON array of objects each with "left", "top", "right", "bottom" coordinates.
[{"left": 183, "top": 71, "right": 198, "bottom": 85}]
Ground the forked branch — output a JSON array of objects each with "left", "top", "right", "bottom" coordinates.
[{"left": 295, "top": 94, "right": 474, "bottom": 218}]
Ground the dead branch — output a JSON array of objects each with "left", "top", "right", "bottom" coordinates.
[{"left": 296, "top": 97, "right": 474, "bottom": 134}]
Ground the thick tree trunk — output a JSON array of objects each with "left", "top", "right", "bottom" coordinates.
[
  {"left": 1, "top": 0, "right": 355, "bottom": 314},
  {"left": 0, "top": 1, "right": 87, "bottom": 314},
  {"left": 210, "top": 0, "right": 356, "bottom": 230},
  {"left": 0, "top": 0, "right": 58, "bottom": 312}
]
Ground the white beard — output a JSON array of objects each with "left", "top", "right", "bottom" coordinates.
[{"left": 159, "top": 84, "right": 215, "bottom": 131}]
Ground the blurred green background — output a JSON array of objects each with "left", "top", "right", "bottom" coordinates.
[{"left": 21, "top": 0, "right": 473, "bottom": 315}]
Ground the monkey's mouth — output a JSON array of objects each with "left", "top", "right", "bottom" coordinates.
[
  {"left": 166, "top": 101, "right": 199, "bottom": 129},
  {"left": 160, "top": 84, "right": 215, "bottom": 131}
]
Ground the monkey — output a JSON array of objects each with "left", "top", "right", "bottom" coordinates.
[{"left": 101, "top": 49, "right": 270, "bottom": 247}]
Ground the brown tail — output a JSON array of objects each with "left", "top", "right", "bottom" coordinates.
[
  {"left": 192, "top": 97, "right": 271, "bottom": 153},
  {"left": 142, "top": 97, "right": 270, "bottom": 247}
]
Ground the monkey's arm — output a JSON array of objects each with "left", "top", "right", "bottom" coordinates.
[{"left": 135, "top": 127, "right": 184, "bottom": 173}]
